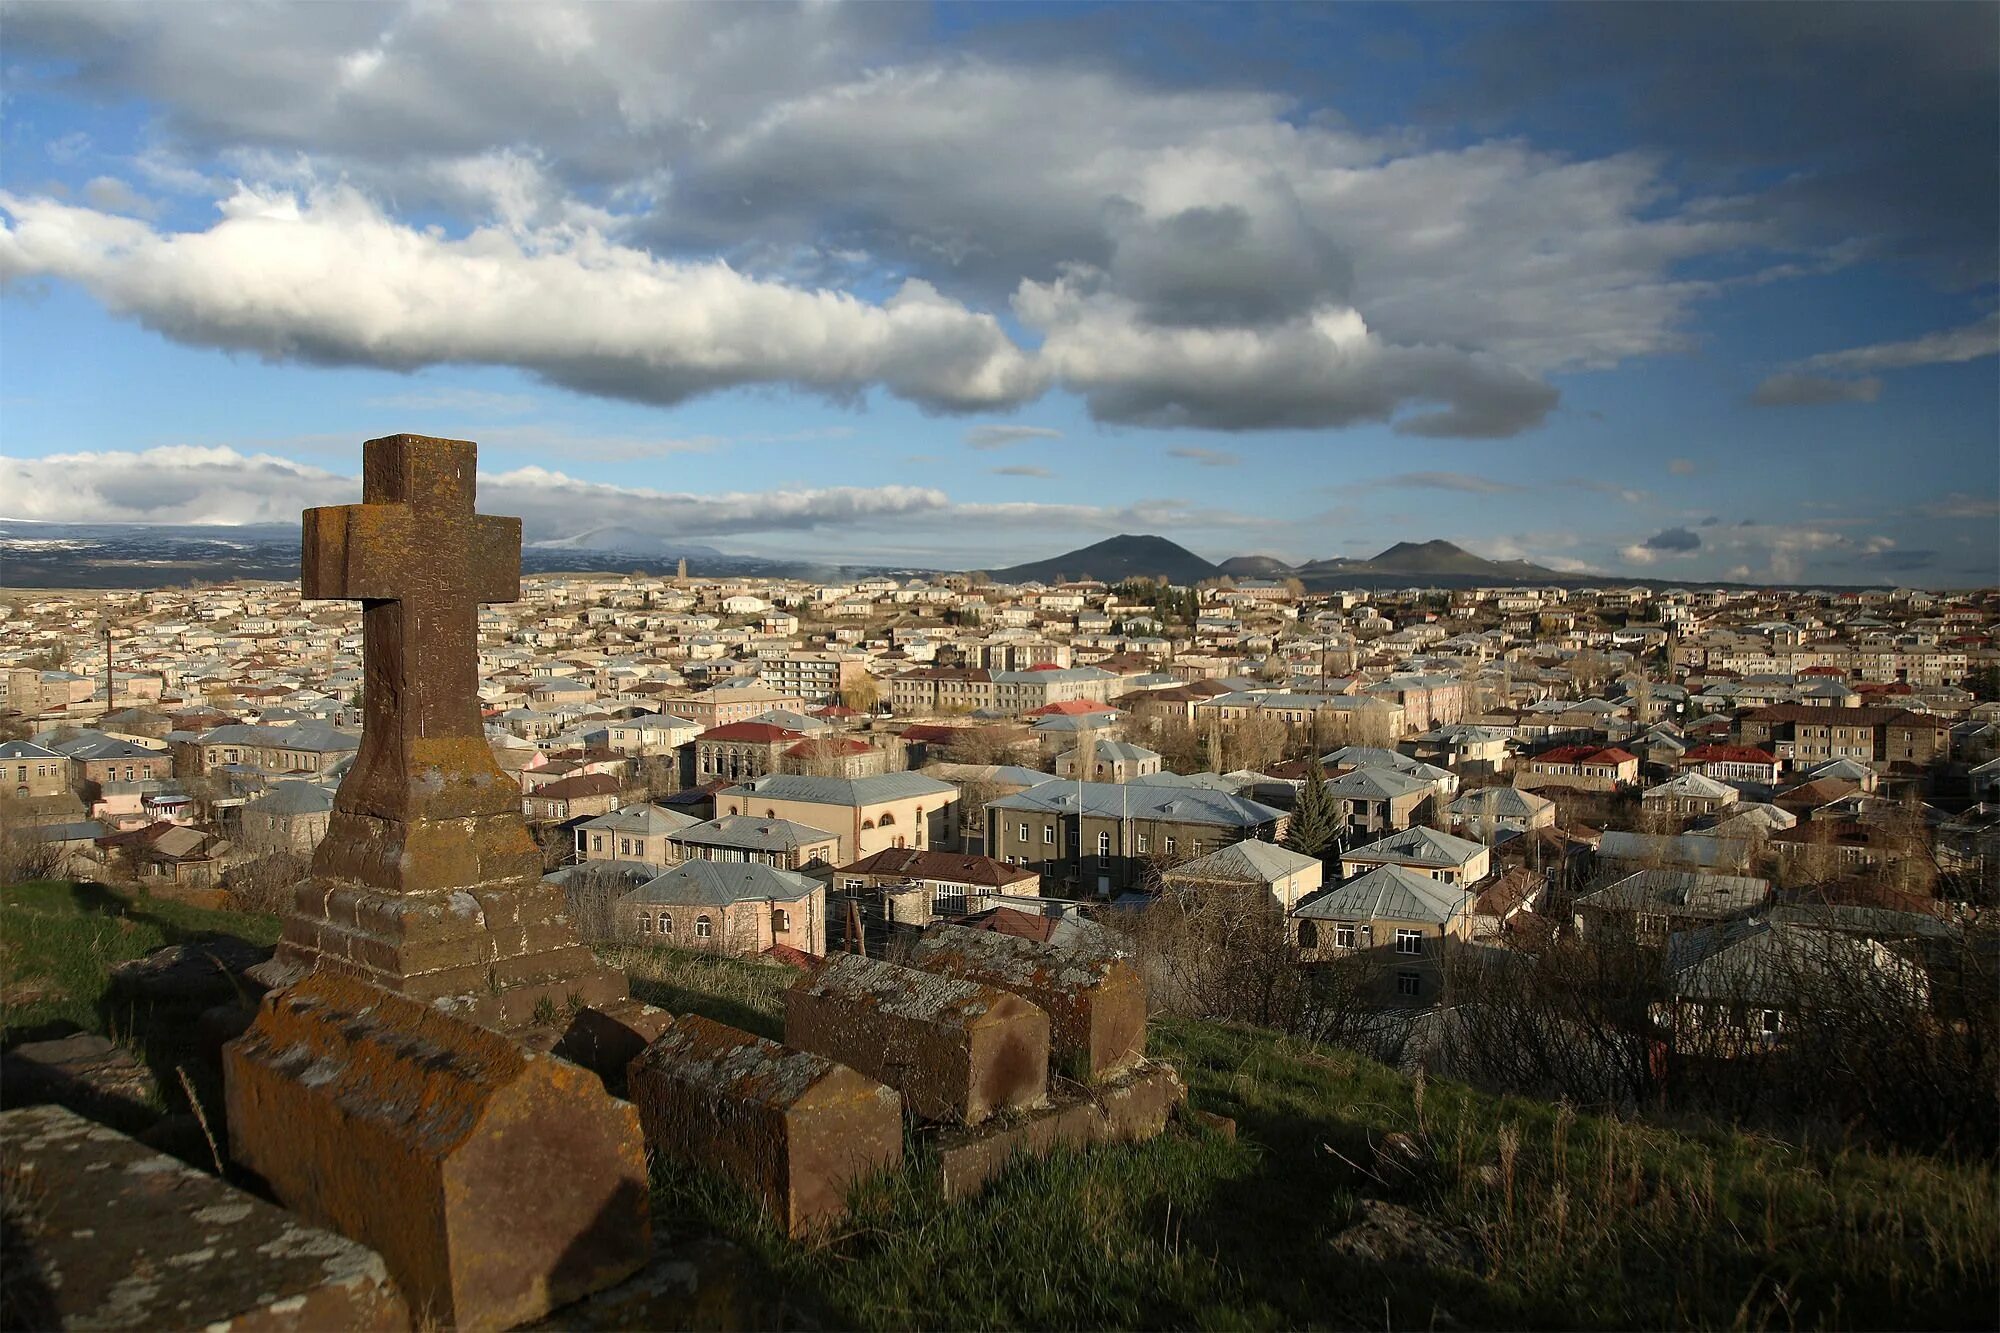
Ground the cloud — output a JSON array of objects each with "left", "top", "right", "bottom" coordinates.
[
  {"left": 1016, "top": 287, "right": 1558, "bottom": 434},
  {"left": 964, "top": 424, "right": 1063, "bottom": 450},
  {"left": 1166, "top": 447, "right": 1240, "bottom": 467},
  {"left": 990, "top": 464, "right": 1053, "bottom": 478},
  {"left": 1371, "top": 471, "right": 1524, "bottom": 495},
  {"left": 1559, "top": 477, "right": 1647, "bottom": 504},
  {"left": 1668, "top": 458, "right": 1697, "bottom": 476},
  {"left": 1619, "top": 525, "right": 1701, "bottom": 565},
  {"left": 1750, "top": 371, "right": 1884, "bottom": 406},
  {"left": 0, "top": 8, "right": 1801, "bottom": 440},
  {"left": 1918, "top": 492, "right": 2000, "bottom": 520},
  {"left": 80, "top": 177, "right": 159, "bottom": 219},
  {"left": 1798, "top": 312, "right": 2000, "bottom": 374},
  {"left": 0, "top": 445, "right": 951, "bottom": 541},
  {"left": 0, "top": 185, "right": 1043, "bottom": 415}
]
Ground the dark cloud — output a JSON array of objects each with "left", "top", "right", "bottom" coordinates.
[
  {"left": 1441, "top": 3, "right": 2000, "bottom": 287},
  {"left": 1642, "top": 527, "right": 1702, "bottom": 553},
  {"left": 1699, "top": 516, "right": 1720, "bottom": 527},
  {"left": 1750, "top": 373, "right": 1884, "bottom": 407}
]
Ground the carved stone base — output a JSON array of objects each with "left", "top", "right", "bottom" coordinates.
[{"left": 251, "top": 874, "right": 627, "bottom": 1030}]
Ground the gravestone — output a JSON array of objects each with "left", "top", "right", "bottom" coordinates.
[
  {"left": 1, "top": 1104, "right": 408, "bottom": 1331},
  {"left": 627, "top": 1016, "right": 903, "bottom": 1238},
  {"left": 906, "top": 923, "right": 1147, "bottom": 1082},
  {"left": 250, "top": 433, "right": 625, "bottom": 1028},
  {"left": 226, "top": 972, "right": 650, "bottom": 1331},
  {"left": 783, "top": 954, "right": 1049, "bottom": 1126}
]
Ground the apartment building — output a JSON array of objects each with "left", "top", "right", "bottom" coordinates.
[{"left": 984, "top": 780, "right": 1287, "bottom": 896}]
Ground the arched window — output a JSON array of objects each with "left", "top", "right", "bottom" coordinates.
[
  {"left": 878, "top": 812, "right": 895, "bottom": 827},
  {"left": 1297, "top": 920, "right": 1319, "bottom": 949},
  {"left": 638, "top": 912, "right": 653, "bottom": 934},
  {"left": 773, "top": 908, "right": 790, "bottom": 932},
  {"left": 861, "top": 818, "right": 875, "bottom": 830},
  {"left": 695, "top": 914, "right": 713, "bottom": 939},
  {"left": 895, "top": 837, "right": 906, "bottom": 849},
  {"left": 766, "top": 809, "right": 777, "bottom": 819},
  {"left": 659, "top": 912, "right": 674, "bottom": 936}
]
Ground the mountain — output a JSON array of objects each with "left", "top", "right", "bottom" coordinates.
[
  {"left": 989, "top": 534, "right": 1219, "bottom": 585},
  {"left": 1215, "top": 554, "right": 1296, "bottom": 579},
  {"left": 0, "top": 520, "right": 924, "bottom": 590},
  {"left": 1289, "top": 538, "right": 1569, "bottom": 589}
]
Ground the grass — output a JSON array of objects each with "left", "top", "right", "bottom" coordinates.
[
  {"left": 0, "top": 879, "right": 280, "bottom": 1038},
  {"left": 4, "top": 894, "right": 1993, "bottom": 1329},
  {"left": 613, "top": 942, "right": 2000, "bottom": 1331}
]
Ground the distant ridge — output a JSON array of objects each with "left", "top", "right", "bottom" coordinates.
[
  {"left": 988, "top": 534, "right": 1219, "bottom": 585},
  {"left": 1215, "top": 554, "right": 1295, "bottom": 578}
]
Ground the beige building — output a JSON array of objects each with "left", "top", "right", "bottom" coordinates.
[
  {"left": 1, "top": 741, "right": 70, "bottom": 800},
  {"left": 716, "top": 773, "right": 960, "bottom": 864},
  {"left": 985, "top": 780, "right": 1287, "bottom": 896},
  {"left": 1339, "top": 826, "right": 1492, "bottom": 887},
  {"left": 1161, "top": 839, "right": 1324, "bottom": 912},
  {"left": 574, "top": 802, "right": 702, "bottom": 865}
]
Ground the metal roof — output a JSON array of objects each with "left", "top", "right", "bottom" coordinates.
[{"left": 1293, "top": 864, "right": 1473, "bottom": 926}]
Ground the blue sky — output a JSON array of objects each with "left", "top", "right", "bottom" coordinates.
[{"left": 1, "top": 1, "right": 1995, "bottom": 585}]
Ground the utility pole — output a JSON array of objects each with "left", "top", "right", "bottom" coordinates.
[{"left": 103, "top": 623, "right": 113, "bottom": 717}]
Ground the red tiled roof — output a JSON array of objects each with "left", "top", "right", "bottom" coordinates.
[
  {"left": 762, "top": 943, "right": 819, "bottom": 970},
  {"left": 1681, "top": 744, "right": 1778, "bottom": 766},
  {"left": 1024, "top": 699, "right": 1116, "bottom": 717},
  {"left": 955, "top": 906, "right": 1058, "bottom": 942},
  {"left": 783, "top": 738, "right": 873, "bottom": 757},
  {"left": 834, "top": 847, "right": 1038, "bottom": 888}
]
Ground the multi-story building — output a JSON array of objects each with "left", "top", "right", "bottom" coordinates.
[
  {"left": 757, "top": 650, "right": 869, "bottom": 705},
  {"left": 984, "top": 780, "right": 1287, "bottom": 896},
  {"left": 716, "top": 772, "right": 960, "bottom": 864},
  {"left": 1735, "top": 706, "right": 1950, "bottom": 769}
]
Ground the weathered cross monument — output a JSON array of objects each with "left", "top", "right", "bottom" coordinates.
[{"left": 250, "top": 433, "right": 626, "bottom": 1026}]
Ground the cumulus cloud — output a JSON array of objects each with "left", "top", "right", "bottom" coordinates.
[
  {"left": 1016, "top": 286, "right": 1557, "bottom": 433},
  {"left": 964, "top": 424, "right": 1063, "bottom": 450},
  {"left": 0, "top": 5, "right": 1802, "bottom": 441},
  {"left": 1166, "top": 447, "right": 1240, "bottom": 467},
  {"left": 1750, "top": 372, "right": 1884, "bottom": 406},
  {"left": 0, "top": 186, "right": 1043, "bottom": 415},
  {"left": 0, "top": 446, "right": 951, "bottom": 541}
]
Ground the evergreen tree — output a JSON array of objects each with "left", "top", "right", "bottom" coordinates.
[{"left": 1284, "top": 755, "right": 1340, "bottom": 861}]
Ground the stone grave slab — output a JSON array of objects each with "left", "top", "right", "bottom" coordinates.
[
  {"left": 0, "top": 1032, "right": 159, "bottom": 1133},
  {"left": 554, "top": 997, "right": 677, "bottom": 1095},
  {"left": 783, "top": 954, "right": 1048, "bottom": 1127},
  {"left": 225, "top": 972, "right": 648, "bottom": 1331},
  {"left": 628, "top": 1015, "right": 902, "bottom": 1238},
  {"left": 0, "top": 1103, "right": 407, "bottom": 1331},
  {"left": 906, "top": 923, "right": 1147, "bottom": 1082},
  {"left": 251, "top": 433, "right": 625, "bottom": 1029},
  {"left": 932, "top": 1060, "right": 1186, "bottom": 1202}
]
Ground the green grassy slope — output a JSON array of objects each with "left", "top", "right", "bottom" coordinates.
[{"left": 622, "top": 946, "right": 1999, "bottom": 1331}]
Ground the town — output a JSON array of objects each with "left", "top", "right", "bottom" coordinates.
[{"left": 5, "top": 562, "right": 1994, "bottom": 1033}]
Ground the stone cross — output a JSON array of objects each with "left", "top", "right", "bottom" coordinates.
[{"left": 300, "top": 434, "right": 536, "bottom": 892}]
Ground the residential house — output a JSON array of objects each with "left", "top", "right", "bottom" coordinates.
[
  {"left": 716, "top": 772, "right": 961, "bottom": 863},
  {"left": 1054, "top": 740, "right": 1162, "bottom": 783},
  {"left": 1514, "top": 744, "right": 1638, "bottom": 793},
  {"left": 1642, "top": 772, "right": 1741, "bottom": 820},
  {"left": 237, "top": 780, "right": 335, "bottom": 853},
  {"left": 780, "top": 736, "right": 889, "bottom": 779},
  {"left": 985, "top": 780, "right": 1288, "bottom": 896},
  {"left": 1735, "top": 705, "right": 1950, "bottom": 769},
  {"left": 1339, "top": 826, "right": 1492, "bottom": 886},
  {"left": 1677, "top": 744, "right": 1781, "bottom": 786},
  {"left": 1159, "top": 840, "right": 1325, "bottom": 912},
  {"left": 1289, "top": 864, "right": 1475, "bottom": 1005},
  {"left": 618, "top": 860, "right": 825, "bottom": 958},
  {"left": 1446, "top": 786, "right": 1556, "bottom": 840},
  {"left": 0, "top": 741, "right": 70, "bottom": 799},
  {"left": 832, "top": 847, "right": 1042, "bottom": 922},
  {"left": 668, "top": 814, "right": 842, "bottom": 870},
  {"left": 521, "top": 773, "right": 622, "bottom": 823},
  {"left": 575, "top": 802, "right": 702, "bottom": 866},
  {"left": 1572, "top": 868, "right": 1771, "bottom": 945},
  {"left": 1322, "top": 767, "right": 1434, "bottom": 838}
]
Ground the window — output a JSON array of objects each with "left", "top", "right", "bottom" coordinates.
[
  {"left": 879, "top": 812, "right": 895, "bottom": 827},
  {"left": 1334, "top": 923, "right": 1357, "bottom": 949},
  {"left": 659, "top": 913, "right": 674, "bottom": 936},
  {"left": 1297, "top": 920, "right": 1319, "bottom": 949},
  {"left": 1097, "top": 831, "right": 1111, "bottom": 856},
  {"left": 1164, "top": 836, "right": 1177, "bottom": 856},
  {"left": 1043, "top": 824, "right": 1055, "bottom": 845},
  {"left": 773, "top": 908, "right": 790, "bottom": 932},
  {"left": 1136, "top": 832, "right": 1149, "bottom": 853},
  {"left": 1395, "top": 929, "right": 1424, "bottom": 956},
  {"left": 1019, "top": 822, "right": 1030, "bottom": 843},
  {"left": 638, "top": 912, "right": 653, "bottom": 933},
  {"left": 1396, "top": 970, "right": 1421, "bottom": 998},
  {"left": 695, "top": 914, "right": 713, "bottom": 939}
]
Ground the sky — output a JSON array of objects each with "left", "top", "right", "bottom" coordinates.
[{"left": 0, "top": 1, "right": 1995, "bottom": 587}]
